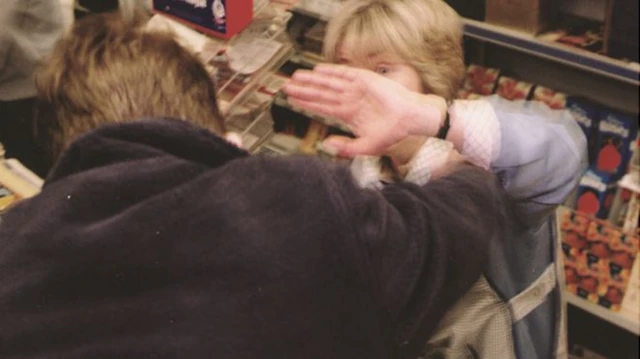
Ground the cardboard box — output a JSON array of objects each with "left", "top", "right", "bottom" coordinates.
[
  {"left": 562, "top": 211, "right": 639, "bottom": 312},
  {"left": 594, "top": 109, "right": 638, "bottom": 179},
  {"left": 462, "top": 64, "right": 500, "bottom": 96},
  {"left": 574, "top": 169, "right": 617, "bottom": 219},
  {"left": 495, "top": 76, "right": 533, "bottom": 101},
  {"left": 532, "top": 85, "right": 567, "bottom": 109},
  {"left": 153, "top": 0, "right": 253, "bottom": 40},
  {"left": 566, "top": 97, "right": 600, "bottom": 165},
  {"left": 485, "top": 0, "right": 557, "bottom": 34}
]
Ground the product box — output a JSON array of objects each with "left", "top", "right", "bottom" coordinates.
[
  {"left": 566, "top": 97, "right": 600, "bottom": 165},
  {"left": 561, "top": 209, "right": 640, "bottom": 312},
  {"left": 608, "top": 171, "right": 640, "bottom": 230},
  {"left": 485, "top": 0, "right": 558, "bottom": 34},
  {"left": 495, "top": 76, "right": 534, "bottom": 101},
  {"left": 153, "top": 0, "right": 253, "bottom": 40},
  {"left": 462, "top": 64, "right": 500, "bottom": 96},
  {"left": 531, "top": 85, "right": 567, "bottom": 109},
  {"left": 593, "top": 109, "right": 638, "bottom": 179},
  {"left": 560, "top": 211, "right": 591, "bottom": 263},
  {"left": 585, "top": 220, "right": 638, "bottom": 279},
  {"left": 574, "top": 169, "right": 617, "bottom": 219}
]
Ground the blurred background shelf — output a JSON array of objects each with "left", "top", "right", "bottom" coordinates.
[
  {"left": 463, "top": 18, "right": 640, "bottom": 86},
  {"left": 272, "top": 92, "right": 352, "bottom": 133},
  {"left": 564, "top": 291, "right": 640, "bottom": 336}
]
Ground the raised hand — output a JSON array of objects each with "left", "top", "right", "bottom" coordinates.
[{"left": 283, "top": 64, "right": 445, "bottom": 157}]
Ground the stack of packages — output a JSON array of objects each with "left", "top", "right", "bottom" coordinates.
[
  {"left": 0, "top": 142, "right": 43, "bottom": 216},
  {"left": 560, "top": 210, "right": 638, "bottom": 313}
]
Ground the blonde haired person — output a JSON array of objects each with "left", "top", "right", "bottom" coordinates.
[
  {"left": 0, "top": 12, "right": 515, "bottom": 359},
  {"left": 284, "top": 0, "right": 588, "bottom": 358}
]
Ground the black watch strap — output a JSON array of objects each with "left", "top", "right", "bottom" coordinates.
[{"left": 436, "top": 107, "right": 451, "bottom": 140}]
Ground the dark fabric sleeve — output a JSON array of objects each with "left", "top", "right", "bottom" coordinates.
[{"left": 333, "top": 164, "right": 509, "bottom": 359}]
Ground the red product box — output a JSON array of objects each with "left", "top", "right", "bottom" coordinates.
[
  {"left": 593, "top": 109, "right": 639, "bottom": 179},
  {"left": 531, "top": 85, "right": 567, "bottom": 109},
  {"left": 495, "top": 76, "right": 534, "bottom": 101},
  {"left": 153, "top": 0, "right": 254, "bottom": 40},
  {"left": 574, "top": 168, "right": 617, "bottom": 220},
  {"left": 463, "top": 64, "right": 500, "bottom": 95}
]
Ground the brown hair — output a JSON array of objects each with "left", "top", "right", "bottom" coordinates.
[{"left": 35, "top": 11, "right": 225, "bottom": 162}]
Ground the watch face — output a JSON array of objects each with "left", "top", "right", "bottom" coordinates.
[{"left": 436, "top": 114, "right": 450, "bottom": 140}]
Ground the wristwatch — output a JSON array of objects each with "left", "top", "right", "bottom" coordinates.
[{"left": 436, "top": 102, "right": 451, "bottom": 140}]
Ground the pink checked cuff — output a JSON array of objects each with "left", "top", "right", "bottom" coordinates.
[{"left": 449, "top": 100, "right": 501, "bottom": 170}]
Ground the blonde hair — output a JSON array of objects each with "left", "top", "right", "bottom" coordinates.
[
  {"left": 35, "top": 11, "right": 225, "bottom": 162},
  {"left": 323, "top": 0, "right": 465, "bottom": 101}
]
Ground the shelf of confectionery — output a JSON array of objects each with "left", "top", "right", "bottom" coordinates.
[{"left": 556, "top": 206, "right": 640, "bottom": 336}]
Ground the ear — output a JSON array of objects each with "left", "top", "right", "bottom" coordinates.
[{"left": 225, "top": 132, "right": 243, "bottom": 149}]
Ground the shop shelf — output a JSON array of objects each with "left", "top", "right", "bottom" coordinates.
[
  {"left": 146, "top": 3, "right": 294, "bottom": 116},
  {"left": 564, "top": 291, "right": 640, "bottom": 335},
  {"left": 272, "top": 92, "right": 352, "bottom": 133},
  {"left": 463, "top": 19, "right": 640, "bottom": 86}
]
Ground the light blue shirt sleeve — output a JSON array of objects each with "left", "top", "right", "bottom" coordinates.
[{"left": 485, "top": 95, "right": 588, "bottom": 226}]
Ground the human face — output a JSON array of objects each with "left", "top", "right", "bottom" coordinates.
[
  {"left": 336, "top": 42, "right": 427, "bottom": 168},
  {"left": 336, "top": 42, "right": 425, "bottom": 94}
]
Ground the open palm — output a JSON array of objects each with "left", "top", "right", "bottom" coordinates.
[{"left": 283, "top": 65, "right": 432, "bottom": 157}]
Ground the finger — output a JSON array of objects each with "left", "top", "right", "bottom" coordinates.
[
  {"left": 290, "top": 70, "right": 350, "bottom": 92},
  {"left": 323, "top": 136, "right": 380, "bottom": 158},
  {"left": 287, "top": 98, "right": 342, "bottom": 119},
  {"left": 314, "top": 64, "right": 359, "bottom": 82},
  {"left": 283, "top": 83, "right": 342, "bottom": 104}
]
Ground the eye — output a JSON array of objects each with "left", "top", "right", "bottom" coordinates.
[{"left": 375, "top": 65, "right": 390, "bottom": 75}]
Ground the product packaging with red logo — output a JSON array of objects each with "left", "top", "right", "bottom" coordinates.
[
  {"left": 495, "top": 76, "right": 534, "bottom": 101},
  {"left": 574, "top": 169, "right": 617, "bottom": 219},
  {"left": 531, "top": 85, "right": 567, "bottom": 109},
  {"left": 153, "top": 0, "right": 253, "bottom": 39},
  {"left": 594, "top": 110, "right": 638, "bottom": 180},
  {"left": 462, "top": 64, "right": 500, "bottom": 96}
]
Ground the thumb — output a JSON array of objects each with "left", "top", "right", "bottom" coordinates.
[{"left": 322, "top": 136, "right": 377, "bottom": 158}]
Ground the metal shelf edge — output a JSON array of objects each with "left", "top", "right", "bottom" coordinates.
[
  {"left": 564, "top": 291, "right": 640, "bottom": 336},
  {"left": 463, "top": 19, "right": 640, "bottom": 86}
]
